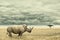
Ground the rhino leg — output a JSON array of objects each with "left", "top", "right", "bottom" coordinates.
[
  {"left": 8, "top": 32, "right": 12, "bottom": 37},
  {"left": 18, "top": 32, "right": 22, "bottom": 37},
  {"left": 18, "top": 33, "right": 23, "bottom": 38},
  {"left": 18, "top": 33, "right": 22, "bottom": 36}
]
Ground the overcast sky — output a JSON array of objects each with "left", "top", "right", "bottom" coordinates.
[
  {"left": 0, "top": 0, "right": 60, "bottom": 19},
  {"left": 0, "top": 0, "right": 60, "bottom": 12},
  {"left": 0, "top": 0, "right": 60, "bottom": 25}
]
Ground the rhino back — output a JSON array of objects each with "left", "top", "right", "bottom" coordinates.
[{"left": 11, "top": 26, "right": 25, "bottom": 34}]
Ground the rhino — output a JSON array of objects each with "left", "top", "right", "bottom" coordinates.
[{"left": 7, "top": 24, "right": 33, "bottom": 37}]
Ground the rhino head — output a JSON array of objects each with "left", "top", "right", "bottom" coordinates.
[
  {"left": 26, "top": 27, "right": 33, "bottom": 33},
  {"left": 23, "top": 24, "right": 27, "bottom": 31},
  {"left": 23, "top": 24, "right": 33, "bottom": 33}
]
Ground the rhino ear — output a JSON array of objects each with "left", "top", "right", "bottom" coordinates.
[{"left": 23, "top": 24, "right": 27, "bottom": 29}]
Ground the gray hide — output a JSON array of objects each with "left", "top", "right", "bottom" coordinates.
[{"left": 7, "top": 25, "right": 33, "bottom": 37}]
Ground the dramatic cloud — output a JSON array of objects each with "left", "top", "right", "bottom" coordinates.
[{"left": 0, "top": 0, "right": 60, "bottom": 25}]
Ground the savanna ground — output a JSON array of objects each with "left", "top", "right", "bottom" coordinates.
[{"left": 0, "top": 26, "right": 60, "bottom": 40}]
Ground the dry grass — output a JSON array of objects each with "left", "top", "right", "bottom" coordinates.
[{"left": 0, "top": 26, "right": 60, "bottom": 40}]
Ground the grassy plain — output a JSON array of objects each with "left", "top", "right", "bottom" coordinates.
[{"left": 0, "top": 26, "right": 60, "bottom": 40}]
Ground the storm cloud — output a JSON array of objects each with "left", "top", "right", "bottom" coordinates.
[{"left": 0, "top": 0, "right": 60, "bottom": 25}]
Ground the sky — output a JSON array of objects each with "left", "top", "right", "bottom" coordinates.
[
  {"left": 0, "top": 0, "right": 60, "bottom": 25},
  {"left": 0, "top": 0, "right": 60, "bottom": 14}
]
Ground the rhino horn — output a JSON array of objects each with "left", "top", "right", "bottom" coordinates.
[
  {"left": 31, "top": 27, "right": 33, "bottom": 30},
  {"left": 30, "top": 27, "right": 34, "bottom": 31}
]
